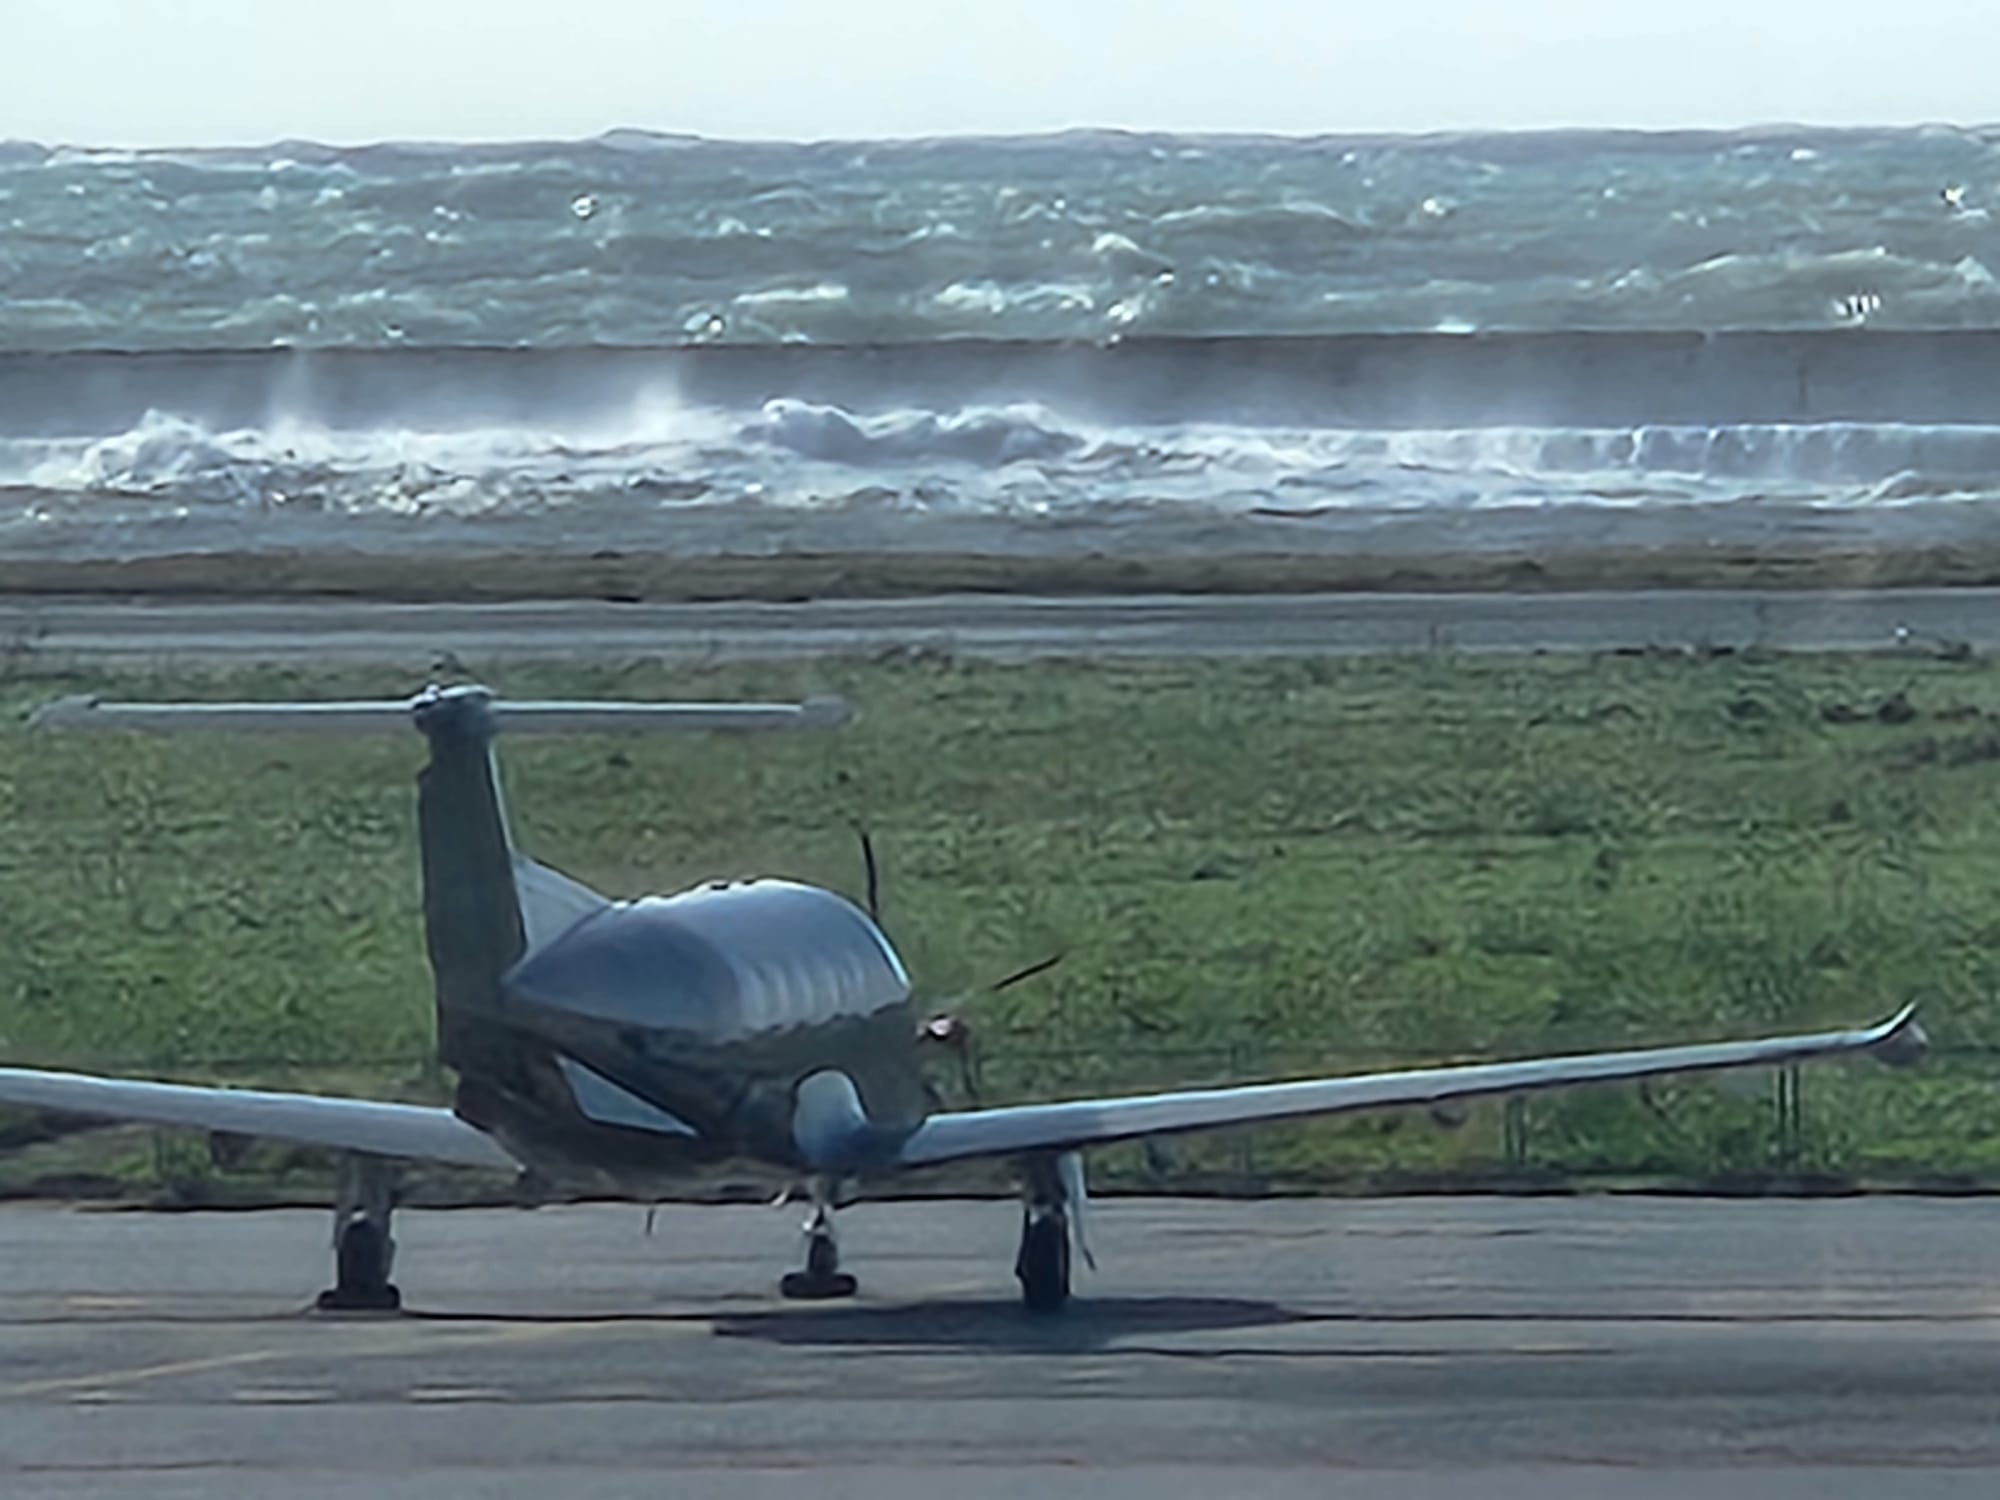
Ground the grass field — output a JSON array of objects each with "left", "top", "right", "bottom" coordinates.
[{"left": 5, "top": 646, "right": 2000, "bottom": 1199}]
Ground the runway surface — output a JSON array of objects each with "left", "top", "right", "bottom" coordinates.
[
  {"left": 5, "top": 588, "right": 2000, "bottom": 665},
  {"left": 0, "top": 1196, "right": 1995, "bottom": 1496}
]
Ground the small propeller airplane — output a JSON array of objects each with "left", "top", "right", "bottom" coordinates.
[{"left": 5, "top": 684, "right": 1926, "bottom": 1313}]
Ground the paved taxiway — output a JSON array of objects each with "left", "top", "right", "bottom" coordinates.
[
  {"left": 7, "top": 587, "right": 2000, "bottom": 665},
  {"left": 1, "top": 1196, "right": 1995, "bottom": 1496}
]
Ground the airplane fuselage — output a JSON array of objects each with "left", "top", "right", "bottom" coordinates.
[{"left": 447, "top": 877, "right": 931, "bottom": 1189}]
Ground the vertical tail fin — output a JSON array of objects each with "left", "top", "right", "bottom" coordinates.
[{"left": 409, "top": 687, "right": 525, "bottom": 1075}]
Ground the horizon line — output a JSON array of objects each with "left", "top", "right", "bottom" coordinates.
[{"left": 6, "top": 119, "right": 1999, "bottom": 156}]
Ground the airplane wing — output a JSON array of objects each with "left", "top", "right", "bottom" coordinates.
[
  {"left": 0, "top": 1066, "right": 519, "bottom": 1169},
  {"left": 896, "top": 1004, "right": 1924, "bottom": 1168}
]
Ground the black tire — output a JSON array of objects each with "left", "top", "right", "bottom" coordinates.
[
  {"left": 337, "top": 1216, "right": 389, "bottom": 1290},
  {"left": 780, "top": 1269, "right": 858, "bottom": 1300},
  {"left": 1016, "top": 1212, "right": 1071, "bottom": 1313},
  {"left": 318, "top": 1215, "right": 401, "bottom": 1311}
]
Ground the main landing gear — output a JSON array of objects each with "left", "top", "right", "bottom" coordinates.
[
  {"left": 779, "top": 1179, "right": 857, "bottom": 1300},
  {"left": 316, "top": 1154, "right": 402, "bottom": 1312},
  {"left": 1016, "top": 1204, "right": 1071, "bottom": 1313},
  {"left": 1015, "top": 1156, "right": 1074, "bottom": 1314}
]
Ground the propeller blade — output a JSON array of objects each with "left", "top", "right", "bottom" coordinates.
[
  {"left": 857, "top": 828, "right": 883, "bottom": 925},
  {"left": 958, "top": 1049, "right": 982, "bottom": 1106},
  {"left": 1057, "top": 1150, "right": 1095, "bottom": 1271},
  {"left": 989, "top": 952, "right": 1064, "bottom": 993}
]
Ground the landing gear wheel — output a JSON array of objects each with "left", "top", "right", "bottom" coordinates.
[
  {"left": 316, "top": 1213, "right": 402, "bottom": 1312},
  {"left": 780, "top": 1230, "right": 857, "bottom": 1299},
  {"left": 779, "top": 1269, "right": 858, "bottom": 1299},
  {"left": 1016, "top": 1209, "right": 1071, "bottom": 1314}
]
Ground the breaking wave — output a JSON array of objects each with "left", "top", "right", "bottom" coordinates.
[{"left": 12, "top": 397, "right": 2000, "bottom": 559}]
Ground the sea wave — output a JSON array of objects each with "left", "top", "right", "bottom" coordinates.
[
  {"left": 11, "top": 127, "right": 2000, "bottom": 573},
  {"left": 7, "top": 127, "right": 2000, "bottom": 351},
  {"left": 12, "top": 394, "right": 2000, "bottom": 554}
]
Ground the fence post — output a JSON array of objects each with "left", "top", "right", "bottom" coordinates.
[
  {"left": 1503, "top": 1095, "right": 1529, "bottom": 1170},
  {"left": 1227, "top": 1044, "right": 1255, "bottom": 1179},
  {"left": 1772, "top": 1065, "right": 1802, "bottom": 1172}
]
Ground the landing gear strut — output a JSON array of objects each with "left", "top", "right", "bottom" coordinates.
[
  {"left": 779, "top": 1179, "right": 857, "bottom": 1300},
  {"left": 316, "top": 1154, "right": 401, "bottom": 1312},
  {"left": 1016, "top": 1157, "right": 1073, "bottom": 1313}
]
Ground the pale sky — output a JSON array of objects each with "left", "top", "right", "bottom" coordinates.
[{"left": 9, "top": 0, "right": 1995, "bottom": 147}]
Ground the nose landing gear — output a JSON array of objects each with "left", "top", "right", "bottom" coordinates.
[{"left": 779, "top": 1179, "right": 857, "bottom": 1300}]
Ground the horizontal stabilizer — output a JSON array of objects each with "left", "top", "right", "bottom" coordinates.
[{"left": 30, "top": 690, "right": 852, "bottom": 735}]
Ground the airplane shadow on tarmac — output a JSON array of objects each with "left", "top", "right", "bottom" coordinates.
[
  {"left": 710, "top": 1295, "right": 1308, "bottom": 1351},
  {"left": 395, "top": 1294, "right": 1306, "bottom": 1350}
]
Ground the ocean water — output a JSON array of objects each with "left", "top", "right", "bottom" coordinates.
[{"left": 5, "top": 127, "right": 2000, "bottom": 569}]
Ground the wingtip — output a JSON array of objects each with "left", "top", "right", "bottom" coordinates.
[
  {"left": 1867, "top": 1002, "right": 1929, "bottom": 1066},
  {"left": 27, "top": 694, "right": 98, "bottom": 731},
  {"left": 799, "top": 694, "right": 854, "bottom": 729}
]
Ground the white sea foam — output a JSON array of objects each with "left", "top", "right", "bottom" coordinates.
[
  {"left": 742, "top": 400, "right": 1088, "bottom": 466},
  {"left": 13, "top": 394, "right": 2000, "bottom": 562}
]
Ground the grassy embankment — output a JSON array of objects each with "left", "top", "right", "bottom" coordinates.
[
  {"left": 4, "top": 647, "right": 2000, "bottom": 1202},
  {"left": 7, "top": 539, "right": 2000, "bottom": 601}
]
